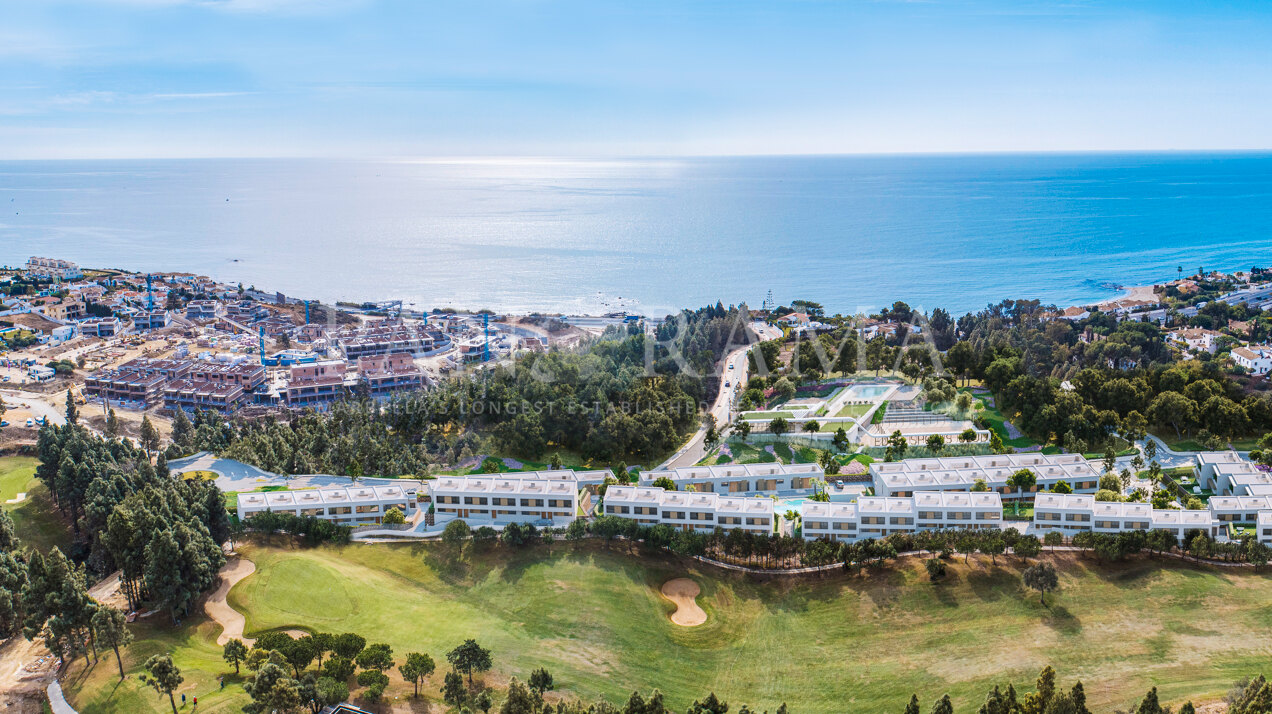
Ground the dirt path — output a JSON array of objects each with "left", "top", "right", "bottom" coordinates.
[
  {"left": 660, "top": 578, "right": 707, "bottom": 627},
  {"left": 207, "top": 557, "right": 257, "bottom": 646}
]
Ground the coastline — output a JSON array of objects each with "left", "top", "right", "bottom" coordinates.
[{"left": 1091, "top": 283, "right": 1159, "bottom": 310}]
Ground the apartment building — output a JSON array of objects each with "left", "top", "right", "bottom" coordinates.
[
  {"left": 227, "top": 300, "right": 270, "bottom": 323},
  {"left": 236, "top": 484, "right": 415, "bottom": 526},
  {"left": 870, "top": 453, "right": 1100, "bottom": 499},
  {"left": 331, "top": 324, "right": 443, "bottom": 359},
  {"left": 603, "top": 485, "right": 776, "bottom": 534},
  {"left": 25, "top": 257, "right": 83, "bottom": 281},
  {"left": 637, "top": 462, "right": 824, "bottom": 495},
  {"left": 79, "top": 316, "right": 124, "bottom": 338},
  {"left": 185, "top": 300, "right": 221, "bottom": 321},
  {"left": 276, "top": 360, "right": 350, "bottom": 409},
  {"left": 429, "top": 475, "right": 580, "bottom": 528},
  {"left": 134, "top": 310, "right": 171, "bottom": 331},
  {"left": 1195, "top": 453, "right": 1272, "bottom": 496},
  {"left": 162, "top": 362, "right": 266, "bottom": 413},
  {"left": 85, "top": 358, "right": 193, "bottom": 408},
  {"left": 358, "top": 352, "right": 427, "bottom": 397}
]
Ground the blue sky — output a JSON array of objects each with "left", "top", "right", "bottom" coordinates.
[{"left": 3, "top": 0, "right": 1272, "bottom": 158}]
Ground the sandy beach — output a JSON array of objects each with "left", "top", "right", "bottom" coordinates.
[{"left": 1094, "top": 283, "right": 1159, "bottom": 309}]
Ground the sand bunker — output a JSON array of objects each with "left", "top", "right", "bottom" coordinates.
[
  {"left": 661, "top": 578, "right": 707, "bottom": 627},
  {"left": 207, "top": 557, "right": 257, "bottom": 646}
]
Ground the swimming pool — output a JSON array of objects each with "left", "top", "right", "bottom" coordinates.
[
  {"left": 777, "top": 497, "right": 808, "bottom": 512},
  {"left": 845, "top": 384, "right": 890, "bottom": 400}
]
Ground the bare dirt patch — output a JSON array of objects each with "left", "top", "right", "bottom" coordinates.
[
  {"left": 661, "top": 578, "right": 707, "bottom": 627},
  {"left": 207, "top": 557, "right": 257, "bottom": 646}
]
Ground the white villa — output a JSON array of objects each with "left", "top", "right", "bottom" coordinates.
[
  {"left": 236, "top": 484, "right": 416, "bottom": 526},
  {"left": 1195, "top": 452, "right": 1272, "bottom": 496},
  {"left": 602, "top": 485, "right": 776, "bottom": 534},
  {"left": 870, "top": 452, "right": 1100, "bottom": 499},
  {"left": 1232, "top": 345, "right": 1272, "bottom": 375}
]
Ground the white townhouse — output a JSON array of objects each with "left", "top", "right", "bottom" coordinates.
[
  {"left": 1206, "top": 495, "right": 1272, "bottom": 526},
  {"left": 639, "top": 462, "right": 823, "bottom": 495},
  {"left": 800, "top": 502, "right": 859, "bottom": 542},
  {"left": 236, "top": 484, "right": 415, "bottom": 526},
  {"left": 602, "top": 486, "right": 776, "bottom": 535},
  {"left": 799, "top": 492, "right": 1004, "bottom": 543},
  {"left": 1167, "top": 328, "right": 1221, "bottom": 354},
  {"left": 1259, "top": 512, "right": 1272, "bottom": 547},
  {"left": 871, "top": 453, "right": 1100, "bottom": 499},
  {"left": 1232, "top": 345, "right": 1272, "bottom": 375},
  {"left": 1193, "top": 453, "right": 1272, "bottom": 496},
  {"left": 1032, "top": 493, "right": 1097, "bottom": 536},
  {"left": 854, "top": 496, "right": 917, "bottom": 540},
  {"left": 1033, "top": 493, "right": 1224, "bottom": 541},
  {"left": 428, "top": 475, "right": 580, "bottom": 528},
  {"left": 912, "top": 491, "right": 1004, "bottom": 532},
  {"left": 1150, "top": 509, "right": 1221, "bottom": 542}
]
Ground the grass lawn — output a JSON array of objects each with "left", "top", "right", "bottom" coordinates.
[
  {"left": 63, "top": 542, "right": 1272, "bottom": 714},
  {"left": 834, "top": 403, "right": 872, "bottom": 419},
  {"left": 0, "top": 455, "right": 72, "bottom": 554}
]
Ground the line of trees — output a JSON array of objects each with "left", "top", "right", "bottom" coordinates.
[
  {"left": 32, "top": 421, "right": 230, "bottom": 621},
  {"left": 902, "top": 664, "right": 1201, "bottom": 714},
  {"left": 0, "top": 509, "right": 135, "bottom": 677}
]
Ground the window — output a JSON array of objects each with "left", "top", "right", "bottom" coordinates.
[
  {"left": 833, "top": 522, "right": 855, "bottom": 531},
  {"left": 746, "top": 517, "right": 770, "bottom": 526},
  {"left": 917, "top": 511, "right": 941, "bottom": 520},
  {"left": 1064, "top": 513, "right": 1090, "bottom": 522},
  {"left": 889, "top": 517, "right": 913, "bottom": 526}
]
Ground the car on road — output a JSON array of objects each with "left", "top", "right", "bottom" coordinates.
[
  {"left": 26, "top": 418, "right": 34, "bottom": 427},
  {"left": 728, "top": 363, "right": 734, "bottom": 369},
  {"left": 724, "top": 382, "right": 731, "bottom": 387},
  {"left": 0, "top": 421, "right": 8, "bottom": 428}
]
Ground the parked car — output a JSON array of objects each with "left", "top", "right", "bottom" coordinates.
[{"left": 25, "top": 418, "right": 34, "bottom": 427}]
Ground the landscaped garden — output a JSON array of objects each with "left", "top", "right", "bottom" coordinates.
[{"left": 60, "top": 540, "right": 1272, "bottom": 714}]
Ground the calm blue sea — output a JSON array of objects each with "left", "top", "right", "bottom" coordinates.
[{"left": 2, "top": 153, "right": 1271, "bottom": 316}]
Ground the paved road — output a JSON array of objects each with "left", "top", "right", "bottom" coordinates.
[
  {"left": 1, "top": 388, "right": 67, "bottom": 427},
  {"left": 656, "top": 342, "right": 753, "bottom": 470},
  {"left": 47, "top": 681, "right": 76, "bottom": 714}
]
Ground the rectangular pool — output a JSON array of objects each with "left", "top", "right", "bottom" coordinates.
[{"left": 845, "top": 384, "right": 890, "bottom": 400}]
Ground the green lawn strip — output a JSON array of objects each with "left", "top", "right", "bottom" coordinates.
[{"left": 65, "top": 541, "right": 1272, "bottom": 714}]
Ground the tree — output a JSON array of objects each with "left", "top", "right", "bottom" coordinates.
[
  {"left": 1051, "top": 480, "right": 1072, "bottom": 494},
  {"left": 442, "top": 671, "right": 466, "bottom": 706},
  {"left": 772, "top": 377, "right": 797, "bottom": 401},
  {"left": 1007, "top": 469, "right": 1037, "bottom": 511},
  {"left": 140, "top": 654, "right": 183, "bottom": 714},
  {"left": 769, "top": 416, "right": 789, "bottom": 436},
  {"left": 904, "top": 694, "right": 921, "bottom": 714},
  {"left": 356, "top": 669, "right": 390, "bottom": 702},
  {"left": 447, "top": 639, "right": 493, "bottom": 687},
  {"left": 314, "top": 676, "right": 349, "bottom": 710},
  {"left": 399, "top": 652, "right": 436, "bottom": 698},
  {"left": 926, "top": 434, "right": 945, "bottom": 454},
  {"left": 1014, "top": 535, "right": 1042, "bottom": 560},
  {"left": 732, "top": 415, "right": 751, "bottom": 441},
  {"left": 885, "top": 431, "right": 908, "bottom": 462},
  {"left": 92, "top": 606, "right": 133, "bottom": 680},
  {"left": 1133, "top": 686, "right": 1163, "bottom": 714},
  {"left": 652, "top": 476, "right": 677, "bottom": 491},
  {"left": 528, "top": 666, "right": 554, "bottom": 695},
  {"left": 355, "top": 642, "right": 393, "bottom": 671},
  {"left": 960, "top": 428, "right": 977, "bottom": 445},
  {"left": 382, "top": 507, "right": 406, "bottom": 525},
  {"left": 549, "top": 452, "right": 563, "bottom": 469},
  {"left": 65, "top": 389, "right": 78, "bottom": 425},
  {"left": 442, "top": 520, "right": 471, "bottom": 548},
  {"left": 971, "top": 478, "right": 989, "bottom": 492},
  {"left": 1022, "top": 561, "right": 1059, "bottom": 606},
  {"left": 1148, "top": 392, "right": 1196, "bottom": 439},
  {"left": 105, "top": 408, "right": 120, "bottom": 438},
  {"left": 140, "top": 415, "right": 161, "bottom": 457},
  {"left": 925, "top": 557, "right": 947, "bottom": 581},
  {"left": 322, "top": 655, "right": 355, "bottom": 682},
  {"left": 223, "top": 638, "right": 249, "bottom": 675},
  {"left": 832, "top": 427, "right": 850, "bottom": 451},
  {"left": 332, "top": 632, "right": 366, "bottom": 660},
  {"left": 803, "top": 420, "right": 820, "bottom": 435},
  {"left": 285, "top": 636, "right": 318, "bottom": 676},
  {"left": 931, "top": 694, "right": 954, "bottom": 714}
]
